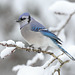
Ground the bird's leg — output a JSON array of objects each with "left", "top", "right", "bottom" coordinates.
[
  {"left": 38, "top": 47, "right": 42, "bottom": 53},
  {"left": 27, "top": 44, "right": 34, "bottom": 52},
  {"left": 29, "top": 44, "right": 33, "bottom": 47},
  {"left": 29, "top": 44, "right": 34, "bottom": 49}
]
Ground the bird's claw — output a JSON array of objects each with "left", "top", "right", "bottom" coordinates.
[
  {"left": 27, "top": 44, "right": 34, "bottom": 52},
  {"left": 38, "top": 47, "right": 42, "bottom": 53}
]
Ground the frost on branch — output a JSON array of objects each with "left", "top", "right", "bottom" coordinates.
[
  {"left": 7, "top": 40, "right": 15, "bottom": 45},
  {"left": 49, "top": 1, "right": 75, "bottom": 35},
  {"left": 16, "top": 41, "right": 25, "bottom": 48},
  {"left": 0, "top": 40, "right": 16, "bottom": 58},
  {"left": 0, "top": 41, "right": 7, "bottom": 45},
  {"left": 0, "top": 40, "right": 25, "bottom": 59},
  {"left": 0, "top": 40, "right": 15, "bottom": 45},
  {"left": 0, "top": 47, "right": 16, "bottom": 59},
  {"left": 49, "top": 1, "right": 75, "bottom": 15}
]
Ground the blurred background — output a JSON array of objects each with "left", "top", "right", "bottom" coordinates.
[{"left": 0, "top": 0, "right": 75, "bottom": 75}]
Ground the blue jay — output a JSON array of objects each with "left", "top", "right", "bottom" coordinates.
[{"left": 16, "top": 12, "right": 75, "bottom": 61}]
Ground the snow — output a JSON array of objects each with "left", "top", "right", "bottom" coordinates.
[
  {"left": 49, "top": 62, "right": 60, "bottom": 75},
  {"left": 0, "top": 40, "right": 15, "bottom": 45},
  {"left": 12, "top": 62, "right": 61, "bottom": 75},
  {"left": 42, "top": 57, "right": 54, "bottom": 69},
  {"left": 27, "top": 53, "right": 44, "bottom": 66},
  {"left": 49, "top": 18, "right": 69, "bottom": 31},
  {"left": 16, "top": 41, "right": 25, "bottom": 48},
  {"left": 0, "top": 47, "right": 16, "bottom": 59},
  {"left": 13, "top": 65, "right": 25, "bottom": 72},
  {"left": 0, "top": 41, "right": 7, "bottom": 45},
  {"left": 7, "top": 40, "right": 15, "bottom": 45},
  {"left": 13, "top": 65, "right": 44, "bottom": 75},
  {"left": 49, "top": 1, "right": 75, "bottom": 15},
  {"left": 66, "top": 45, "right": 75, "bottom": 57},
  {"left": 0, "top": 40, "right": 26, "bottom": 59},
  {"left": 49, "top": 1, "right": 75, "bottom": 22}
]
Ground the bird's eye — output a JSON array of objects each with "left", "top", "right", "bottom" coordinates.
[{"left": 20, "top": 18, "right": 26, "bottom": 21}]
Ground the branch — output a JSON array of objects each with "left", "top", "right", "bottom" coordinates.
[
  {"left": 54, "top": 12, "right": 67, "bottom": 15},
  {"left": 44, "top": 53, "right": 64, "bottom": 69},
  {"left": 51, "top": 11, "right": 75, "bottom": 35},
  {"left": 0, "top": 41, "right": 63, "bottom": 63},
  {"left": 52, "top": 60, "right": 70, "bottom": 75},
  {"left": 0, "top": 40, "right": 70, "bottom": 75},
  {"left": 43, "top": 53, "right": 69, "bottom": 75}
]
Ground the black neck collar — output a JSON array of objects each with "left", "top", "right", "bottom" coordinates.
[{"left": 28, "top": 15, "right": 31, "bottom": 23}]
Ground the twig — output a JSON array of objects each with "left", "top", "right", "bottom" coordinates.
[
  {"left": 51, "top": 11, "right": 75, "bottom": 35},
  {"left": 52, "top": 60, "right": 70, "bottom": 75},
  {"left": 44, "top": 58, "right": 56, "bottom": 69},
  {"left": 0, "top": 43, "right": 63, "bottom": 63},
  {"left": 54, "top": 12, "right": 67, "bottom": 15},
  {"left": 44, "top": 53, "right": 64, "bottom": 69},
  {"left": 58, "top": 69, "right": 60, "bottom": 75},
  {"left": 57, "top": 53, "right": 64, "bottom": 57}
]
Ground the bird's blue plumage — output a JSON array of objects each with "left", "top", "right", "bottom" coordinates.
[
  {"left": 40, "top": 29, "right": 62, "bottom": 43},
  {"left": 30, "top": 19, "right": 45, "bottom": 32},
  {"left": 19, "top": 12, "right": 30, "bottom": 19},
  {"left": 51, "top": 38, "right": 75, "bottom": 61}
]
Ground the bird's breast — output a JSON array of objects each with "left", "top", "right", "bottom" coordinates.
[{"left": 21, "top": 25, "right": 45, "bottom": 45}]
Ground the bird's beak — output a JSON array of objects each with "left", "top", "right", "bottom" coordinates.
[
  {"left": 16, "top": 19, "right": 21, "bottom": 22},
  {"left": 16, "top": 20, "right": 19, "bottom": 22}
]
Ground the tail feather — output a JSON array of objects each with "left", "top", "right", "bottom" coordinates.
[{"left": 57, "top": 44, "right": 75, "bottom": 61}]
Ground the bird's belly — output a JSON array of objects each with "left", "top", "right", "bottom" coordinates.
[
  {"left": 21, "top": 28, "right": 57, "bottom": 49},
  {"left": 21, "top": 29, "right": 46, "bottom": 45}
]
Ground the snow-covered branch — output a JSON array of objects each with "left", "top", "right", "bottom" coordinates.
[
  {"left": 0, "top": 40, "right": 70, "bottom": 75},
  {"left": 52, "top": 60, "right": 69, "bottom": 75},
  {"left": 49, "top": 1, "right": 75, "bottom": 35},
  {"left": 50, "top": 11, "right": 75, "bottom": 35},
  {"left": 0, "top": 40, "right": 63, "bottom": 63},
  {"left": 44, "top": 53, "right": 64, "bottom": 69}
]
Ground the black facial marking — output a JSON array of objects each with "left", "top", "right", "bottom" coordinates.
[
  {"left": 28, "top": 15, "right": 31, "bottom": 23},
  {"left": 20, "top": 17, "right": 26, "bottom": 21}
]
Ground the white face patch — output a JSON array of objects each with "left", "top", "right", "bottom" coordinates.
[
  {"left": 22, "top": 16, "right": 28, "bottom": 19},
  {"left": 20, "top": 19, "right": 29, "bottom": 29},
  {"left": 19, "top": 15, "right": 30, "bottom": 30},
  {"left": 19, "top": 17, "right": 29, "bottom": 28}
]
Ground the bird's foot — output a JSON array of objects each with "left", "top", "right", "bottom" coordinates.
[
  {"left": 27, "top": 44, "right": 34, "bottom": 52},
  {"left": 29, "top": 44, "right": 33, "bottom": 47},
  {"left": 38, "top": 47, "right": 42, "bottom": 53}
]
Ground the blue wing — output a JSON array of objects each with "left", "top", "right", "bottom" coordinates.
[
  {"left": 30, "top": 19, "right": 45, "bottom": 32},
  {"left": 40, "top": 29, "right": 62, "bottom": 44},
  {"left": 30, "top": 19, "right": 62, "bottom": 44}
]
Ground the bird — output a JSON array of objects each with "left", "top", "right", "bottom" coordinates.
[{"left": 16, "top": 12, "right": 75, "bottom": 61}]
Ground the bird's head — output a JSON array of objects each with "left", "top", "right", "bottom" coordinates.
[{"left": 16, "top": 12, "right": 31, "bottom": 28}]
